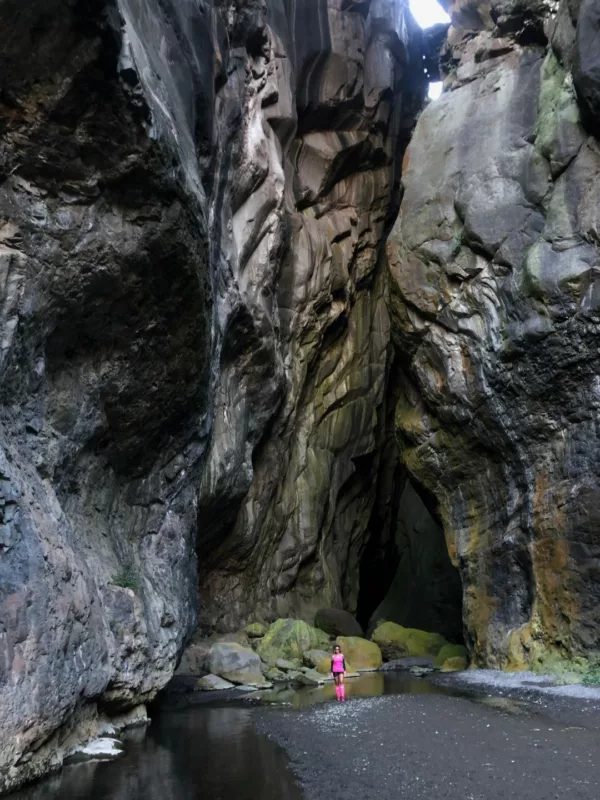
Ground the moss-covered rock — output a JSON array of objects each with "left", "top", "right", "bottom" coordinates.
[
  {"left": 276, "top": 657, "right": 303, "bottom": 671},
  {"left": 441, "top": 655, "right": 468, "bottom": 672},
  {"left": 372, "top": 622, "right": 447, "bottom": 661},
  {"left": 292, "top": 669, "right": 327, "bottom": 687},
  {"left": 336, "top": 636, "right": 382, "bottom": 670},
  {"left": 434, "top": 643, "right": 468, "bottom": 668},
  {"left": 303, "top": 649, "right": 331, "bottom": 669},
  {"left": 257, "top": 619, "right": 330, "bottom": 665},
  {"left": 316, "top": 656, "right": 334, "bottom": 675},
  {"left": 244, "top": 622, "right": 268, "bottom": 639},
  {"left": 261, "top": 665, "right": 287, "bottom": 682}
]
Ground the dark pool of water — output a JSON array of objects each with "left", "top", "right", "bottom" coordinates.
[{"left": 10, "top": 672, "right": 455, "bottom": 800}]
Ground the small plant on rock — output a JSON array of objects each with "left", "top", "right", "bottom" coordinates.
[
  {"left": 111, "top": 566, "right": 139, "bottom": 592},
  {"left": 582, "top": 669, "right": 600, "bottom": 686}
]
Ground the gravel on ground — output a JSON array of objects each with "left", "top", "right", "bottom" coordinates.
[{"left": 257, "top": 688, "right": 600, "bottom": 800}]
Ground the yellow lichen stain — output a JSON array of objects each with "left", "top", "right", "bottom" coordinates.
[
  {"left": 465, "top": 579, "right": 498, "bottom": 665},
  {"left": 530, "top": 472, "right": 579, "bottom": 661},
  {"left": 464, "top": 496, "right": 490, "bottom": 558},
  {"left": 505, "top": 624, "right": 535, "bottom": 671}
]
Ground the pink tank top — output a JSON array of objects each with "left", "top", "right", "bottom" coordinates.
[{"left": 332, "top": 653, "right": 345, "bottom": 671}]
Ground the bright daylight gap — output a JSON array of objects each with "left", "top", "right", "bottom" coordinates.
[{"left": 409, "top": 0, "right": 450, "bottom": 100}]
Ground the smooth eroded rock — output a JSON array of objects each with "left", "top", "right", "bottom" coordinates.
[
  {"left": 206, "top": 642, "right": 266, "bottom": 686},
  {"left": 175, "top": 642, "right": 211, "bottom": 677},
  {"left": 196, "top": 674, "right": 236, "bottom": 692},
  {"left": 303, "top": 649, "right": 332, "bottom": 669},
  {"left": 335, "top": 636, "right": 383, "bottom": 671},
  {"left": 314, "top": 608, "right": 363, "bottom": 638}
]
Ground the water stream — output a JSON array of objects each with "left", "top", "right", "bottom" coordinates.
[{"left": 10, "top": 673, "right": 465, "bottom": 800}]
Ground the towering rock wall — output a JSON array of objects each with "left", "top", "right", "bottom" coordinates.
[
  {"left": 4, "top": 0, "right": 600, "bottom": 791},
  {"left": 389, "top": 0, "right": 600, "bottom": 669},
  {"left": 0, "top": 0, "right": 424, "bottom": 790},
  {"left": 196, "top": 0, "right": 425, "bottom": 631}
]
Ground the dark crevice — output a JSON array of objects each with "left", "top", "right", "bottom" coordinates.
[{"left": 357, "top": 469, "right": 464, "bottom": 643}]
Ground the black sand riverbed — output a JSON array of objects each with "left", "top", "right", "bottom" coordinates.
[{"left": 257, "top": 688, "right": 600, "bottom": 800}]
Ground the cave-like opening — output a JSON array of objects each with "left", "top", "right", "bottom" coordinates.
[{"left": 356, "top": 473, "right": 464, "bottom": 644}]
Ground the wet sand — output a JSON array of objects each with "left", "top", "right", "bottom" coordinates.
[{"left": 258, "top": 688, "right": 600, "bottom": 800}]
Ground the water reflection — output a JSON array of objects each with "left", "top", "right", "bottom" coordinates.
[
  {"left": 11, "top": 672, "right": 452, "bottom": 800},
  {"left": 254, "top": 670, "right": 448, "bottom": 709},
  {"left": 11, "top": 706, "right": 302, "bottom": 800}
]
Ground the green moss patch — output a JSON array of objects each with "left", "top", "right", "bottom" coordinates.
[{"left": 372, "top": 621, "right": 448, "bottom": 661}]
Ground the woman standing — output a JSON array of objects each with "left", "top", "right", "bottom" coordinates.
[{"left": 331, "top": 644, "right": 346, "bottom": 701}]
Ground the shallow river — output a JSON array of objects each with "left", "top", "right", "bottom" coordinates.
[{"left": 11, "top": 673, "right": 453, "bottom": 800}]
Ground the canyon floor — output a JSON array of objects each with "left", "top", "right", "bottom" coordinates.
[
  {"left": 258, "top": 673, "right": 600, "bottom": 800},
  {"left": 12, "top": 671, "right": 600, "bottom": 800}
]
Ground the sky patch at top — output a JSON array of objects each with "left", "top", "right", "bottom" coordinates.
[{"left": 409, "top": 0, "right": 450, "bottom": 29}]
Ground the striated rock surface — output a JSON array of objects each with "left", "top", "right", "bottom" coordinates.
[
  {"left": 5, "top": 0, "right": 600, "bottom": 791},
  {"left": 0, "top": 0, "right": 424, "bottom": 790},
  {"left": 389, "top": 0, "right": 600, "bottom": 669},
  {"left": 196, "top": 0, "right": 426, "bottom": 629},
  {"left": 0, "top": 1, "right": 208, "bottom": 791}
]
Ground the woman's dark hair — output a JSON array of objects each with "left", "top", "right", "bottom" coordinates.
[{"left": 333, "top": 644, "right": 341, "bottom": 652}]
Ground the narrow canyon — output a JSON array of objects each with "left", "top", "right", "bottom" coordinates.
[{"left": 1, "top": 0, "right": 600, "bottom": 792}]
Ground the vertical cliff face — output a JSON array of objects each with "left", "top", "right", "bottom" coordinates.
[
  {"left": 389, "top": 0, "right": 600, "bottom": 669},
  {"left": 0, "top": 0, "right": 425, "bottom": 790},
  {"left": 195, "top": 0, "right": 426, "bottom": 630},
  {"left": 4, "top": 0, "right": 600, "bottom": 791},
  {"left": 0, "top": 1, "right": 212, "bottom": 790}
]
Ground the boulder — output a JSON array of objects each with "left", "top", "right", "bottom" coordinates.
[
  {"left": 206, "top": 642, "right": 267, "bottom": 686},
  {"left": 261, "top": 665, "right": 287, "bottom": 682},
  {"left": 196, "top": 674, "right": 236, "bottom": 691},
  {"left": 312, "top": 653, "right": 360, "bottom": 675},
  {"left": 409, "top": 666, "right": 434, "bottom": 677},
  {"left": 303, "top": 649, "right": 331, "bottom": 669},
  {"left": 336, "top": 636, "right": 382, "bottom": 671},
  {"left": 434, "top": 644, "right": 469, "bottom": 669},
  {"left": 314, "top": 608, "right": 363, "bottom": 638},
  {"left": 292, "top": 669, "right": 326, "bottom": 687},
  {"left": 244, "top": 622, "right": 268, "bottom": 639},
  {"left": 275, "top": 658, "right": 303, "bottom": 671},
  {"left": 316, "top": 656, "right": 334, "bottom": 675},
  {"left": 257, "top": 619, "right": 329, "bottom": 665},
  {"left": 371, "top": 622, "right": 447, "bottom": 661},
  {"left": 174, "top": 641, "right": 211, "bottom": 676},
  {"left": 380, "top": 657, "right": 434, "bottom": 672},
  {"left": 441, "top": 656, "right": 468, "bottom": 672},
  {"left": 66, "top": 738, "right": 124, "bottom": 764}
]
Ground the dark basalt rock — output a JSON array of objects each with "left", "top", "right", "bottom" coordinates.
[
  {"left": 573, "top": 0, "right": 600, "bottom": 135},
  {"left": 388, "top": 0, "right": 600, "bottom": 670},
  {"left": 0, "top": 0, "right": 426, "bottom": 791},
  {"left": 5, "top": 0, "right": 600, "bottom": 792},
  {"left": 314, "top": 608, "right": 363, "bottom": 638}
]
